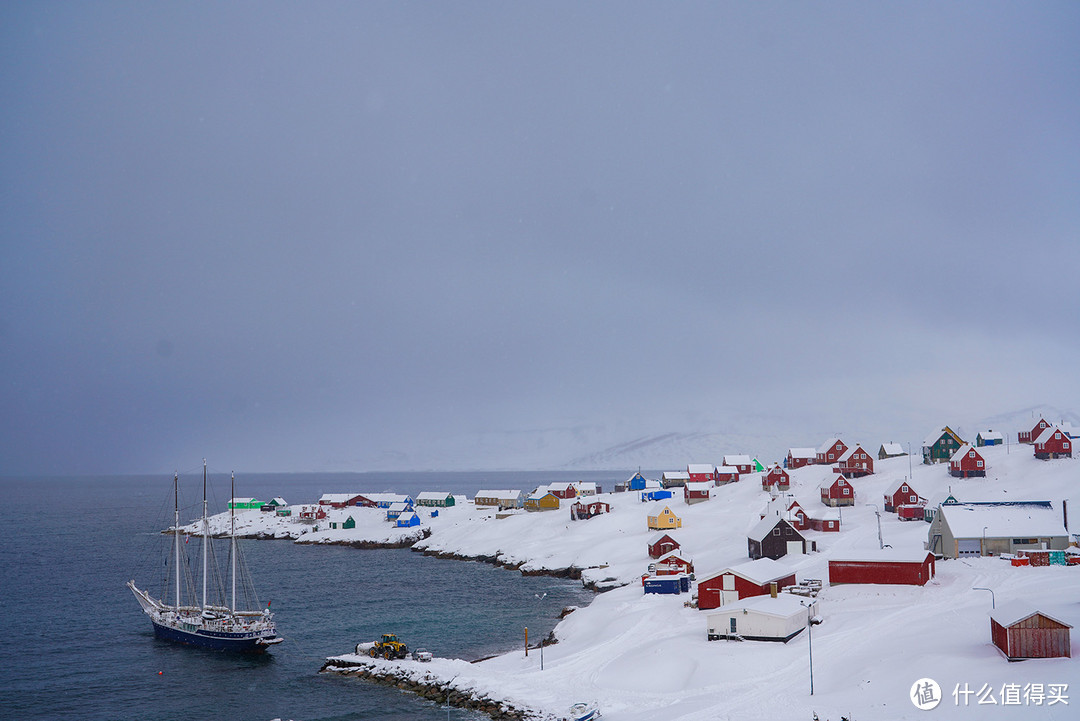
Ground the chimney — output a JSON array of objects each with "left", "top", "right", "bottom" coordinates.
[{"left": 770, "top": 582, "right": 778, "bottom": 598}]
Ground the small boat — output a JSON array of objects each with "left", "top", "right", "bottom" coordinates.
[
  {"left": 128, "top": 462, "right": 283, "bottom": 653},
  {"left": 568, "top": 702, "right": 601, "bottom": 721}
]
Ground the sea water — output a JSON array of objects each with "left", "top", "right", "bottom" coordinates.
[{"left": 0, "top": 471, "right": 620, "bottom": 721}]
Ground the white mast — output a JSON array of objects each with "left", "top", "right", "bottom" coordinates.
[
  {"left": 230, "top": 471, "right": 236, "bottom": 613},
  {"left": 201, "top": 459, "right": 208, "bottom": 611},
  {"left": 174, "top": 472, "right": 181, "bottom": 609}
]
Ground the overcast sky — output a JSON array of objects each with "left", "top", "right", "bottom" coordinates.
[{"left": 2, "top": 2, "right": 1078, "bottom": 475}]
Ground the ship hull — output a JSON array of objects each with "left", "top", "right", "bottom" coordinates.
[{"left": 150, "top": 618, "right": 274, "bottom": 653}]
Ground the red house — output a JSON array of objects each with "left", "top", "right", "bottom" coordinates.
[
  {"left": 570, "top": 500, "right": 610, "bottom": 520},
  {"left": 684, "top": 481, "right": 713, "bottom": 505},
  {"left": 884, "top": 479, "right": 921, "bottom": 513},
  {"left": 687, "top": 464, "right": 716, "bottom": 484},
  {"left": 828, "top": 550, "right": 936, "bottom": 586},
  {"left": 761, "top": 465, "right": 790, "bottom": 491},
  {"left": 696, "top": 558, "right": 797, "bottom": 610},
  {"left": 318, "top": 493, "right": 368, "bottom": 508},
  {"left": 1018, "top": 417, "right": 1052, "bottom": 444},
  {"left": 837, "top": 444, "right": 874, "bottom": 478},
  {"left": 990, "top": 604, "right": 1072, "bottom": 660},
  {"left": 724, "top": 455, "right": 754, "bottom": 475},
  {"left": 548, "top": 482, "right": 578, "bottom": 499},
  {"left": 819, "top": 474, "right": 855, "bottom": 507},
  {"left": 715, "top": 466, "right": 740, "bottom": 484},
  {"left": 648, "top": 532, "right": 679, "bottom": 559},
  {"left": 1034, "top": 426, "right": 1073, "bottom": 460},
  {"left": 786, "top": 504, "right": 810, "bottom": 532},
  {"left": 950, "top": 444, "right": 986, "bottom": 477},
  {"left": 787, "top": 447, "right": 816, "bottom": 469},
  {"left": 809, "top": 512, "right": 840, "bottom": 532},
  {"left": 816, "top": 437, "right": 847, "bottom": 465},
  {"left": 654, "top": 550, "right": 694, "bottom": 576}
]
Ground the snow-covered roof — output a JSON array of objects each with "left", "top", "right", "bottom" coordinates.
[
  {"left": 923, "top": 427, "right": 961, "bottom": 447},
  {"left": 939, "top": 503, "right": 1067, "bottom": 539},
  {"left": 1035, "top": 425, "right": 1065, "bottom": 445},
  {"left": 662, "top": 471, "right": 690, "bottom": 480},
  {"left": 657, "top": 549, "right": 691, "bottom": 563},
  {"left": 387, "top": 501, "right": 410, "bottom": 512},
  {"left": 977, "top": 430, "right": 1003, "bottom": 441},
  {"left": 724, "top": 454, "right": 751, "bottom": 466},
  {"left": 269, "top": 497, "right": 287, "bottom": 505},
  {"left": 819, "top": 474, "right": 846, "bottom": 490},
  {"left": 837, "top": 444, "right": 866, "bottom": 462},
  {"left": 886, "top": 478, "right": 915, "bottom": 495},
  {"left": 476, "top": 489, "right": 523, "bottom": 500},
  {"left": 950, "top": 444, "right": 981, "bottom": 463},
  {"left": 811, "top": 508, "right": 840, "bottom": 522},
  {"left": 788, "top": 447, "right": 817, "bottom": 459},
  {"left": 748, "top": 515, "right": 800, "bottom": 542},
  {"left": 574, "top": 482, "right": 597, "bottom": 492},
  {"left": 830, "top": 548, "right": 933, "bottom": 564},
  {"left": 416, "top": 491, "right": 452, "bottom": 501},
  {"left": 229, "top": 497, "right": 258, "bottom": 504},
  {"left": 716, "top": 593, "right": 815, "bottom": 620},
  {"left": 817, "top": 437, "right": 842, "bottom": 453},
  {"left": 700, "top": 557, "right": 795, "bottom": 586},
  {"left": 990, "top": 602, "right": 1072, "bottom": 629},
  {"left": 640, "top": 479, "right": 662, "bottom": 490},
  {"left": 687, "top": 464, "right": 715, "bottom": 474},
  {"left": 879, "top": 442, "right": 905, "bottom": 456},
  {"left": 396, "top": 512, "right": 418, "bottom": 521},
  {"left": 715, "top": 465, "right": 741, "bottom": 476},
  {"left": 647, "top": 502, "right": 677, "bottom": 516},
  {"left": 548, "top": 482, "right": 574, "bottom": 493},
  {"left": 685, "top": 481, "right": 713, "bottom": 491},
  {"left": 319, "top": 493, "right": 359, "bottom": 504},
  {"left": 647, "top": 531, "right": 678, "bottom": 545}
]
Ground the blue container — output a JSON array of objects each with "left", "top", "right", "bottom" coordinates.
[{"left": 644, "top": 576, "right": 682, "bottom": 595}]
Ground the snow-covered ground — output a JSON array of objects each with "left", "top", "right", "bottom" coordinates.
[{"left": 197, "top": 444, "right": 1079, "bottom": 719}]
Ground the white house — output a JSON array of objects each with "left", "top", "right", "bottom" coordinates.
[{"left": 706, "top": 594, "right": 819, "bottom": 642}]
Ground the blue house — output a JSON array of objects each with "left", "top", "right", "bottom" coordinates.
[
  {"left": 627, "top": 472, "right": 650, "bottom": 491},
  {"left": 386, "top": 501, "right": 413, "bottom": 521},
  {"left": 396, "top": 512, "right": 421, "bottom": 528},
  {"left": 976, "top": 430, "right": 1004, "bottom": 447}
]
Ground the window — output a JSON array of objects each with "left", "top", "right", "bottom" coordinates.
[
  {"left": 772, "top": 529, "right": 780, "bottom": 536},
  {"left": 1065, "top": 442, "right": 1071, "bottom": 449},
  {"left": 909, "top": 495, "right": 917, "bottom": 503},
  {"left": 902, "top": 485, "right": 908, "bottom": 492},
  {"left": 969, "top": 451, "right": 975, "bottom": 458},
  {"left": 977, "top": 461, "right": 983, "bottom": 468},
  {"left": 843, "top": 487, "right": 850, "bottom": 495}
]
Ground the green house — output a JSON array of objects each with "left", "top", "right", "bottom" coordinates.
[
  {"left": 922, "top": 427, "right": 964, "bottom": 465},
  {"left": 228, "top": 497, "right": 262, "bottom": 510},
  {"left": 343, "top": 515, "right": 356, "bottom": 529}
]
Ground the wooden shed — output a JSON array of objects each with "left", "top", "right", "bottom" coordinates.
[
  {"left": 684, "top": 481, "right": 712, "bottom": 505},
  {"left": 990, "top": 603, "right": 1072, "bottom": 660},
  {"left": 696, "top": 558, "right": 797, "bottom": 610},
  {"left": 950, "top": 444, "right": 987, "bottom": 477},
  {"left": 828, "top": 549, "right": 936, "bottom": 586},
  {"left": 715, "top": 466, "right": 740, "bottom": 484},
  {"left": 878, "top": 442, "right": 906, "bottom": 460},
  {"left": 647, "top": 532, "right": 680, "bottom": 559},
  {"left": 525, "top": 490, "right": 560, "bottom": 512},
  {"left": 661, "top": 471, "right": 690, "bottom": 488},
  {"left": 976, "top": 430, "right": 1003, "bottom": 447}
]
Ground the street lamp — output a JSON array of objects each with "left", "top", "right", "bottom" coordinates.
[
  {"left": 972, "top": 587, "right": 995, "bottom": 609},
  {"left": 866, "top": 503, "right": 884, "bottom": 549},
  {"left": 982, "top": 526, "right": 989, "bottom": 557},
  {"left": 445, "top": 674, "right": 459, "bottom": 721},
  {"left": 800, "top": 599, "right": 817, "bottom": 695},
  {"left": 535, "top": 592, "right": 548, "bottom": 671}
]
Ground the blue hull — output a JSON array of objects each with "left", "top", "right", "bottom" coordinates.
[{"left": 151, "top": 620, "right": 271, "bottom": 653}]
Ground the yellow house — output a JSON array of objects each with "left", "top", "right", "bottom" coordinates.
[
  {"left": 647, "top": 504, "right": 682, "bottom": 530},
  {"left": 525, "top": 491, "right": 560, "bottom": 512}
]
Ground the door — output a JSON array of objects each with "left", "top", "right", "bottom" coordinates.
[
  {"left": 787, "top": 540, "right": 804, "bottom": 556},
  {"left": 957, "top": 539, "right": 981, "bottom": 557},
  {"left": 730, "top": 618, "right": 737, "bottom": 634}
]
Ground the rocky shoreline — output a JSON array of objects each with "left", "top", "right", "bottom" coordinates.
[
  {"left": 319, "top": 658, "right": 546, "bottom": 720},
  {"left": 412, "top": 547, "right": 624, "bottom": 592}
]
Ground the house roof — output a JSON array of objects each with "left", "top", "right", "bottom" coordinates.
[
  {"left": 687, "top": 464, "right": 715, "bottom": 474},
  {"left": 657, "top": 550, "right": 691, "bottom": 563},
  {"left": 939, "top": 502, "right": 1067, "bottom": 539},
  {"left": 788, "top": 447, "right": 817, "bottom": 459},
  {"left": 363, "top": 492, "right": 411, "bottom": 504},
  {"left": 547, "top": 482, "right": 575, "bottom": 492},
  {"left": 647, "top": 531, "right": 678, "bottom": 546},
  {"left": 574, "top": 482, "right": 598, "bottom": 492},
  {"left": 879, "top": 442, "right": 906, "bottom": 456},
  {"left": 950, "top": 444, "right": 982, "bottom": 463},
  {"left": 817, "top": 437, "right": 843, "bottom": 453},
  {"left": 319, "top": 493, "right": 360, "bottom": 504},
  {"left": 830, "top": 548, "right": 934, "bottom": 564},
  {"left": 229, "top": 497, "right": 258, "bottom": 504},
  {"left": 700, "top": 557, "right": 796, "bottom": 586},
  {"left": 1035, "top": 425, "right": 1066, "bottom": 445},
  {"left": 648, "top": 503, "right": 678, "bottom": 516},
  {"left": 396, "top": 512, "right": 419, "bottom": 522},
  {"left": 977, "top": 430, "right": 1004, "bottom": 441},
  {"left": 685, "top": 481, "right": 713, "bottom": 492},
  {"left": 724, "top": 454, "right": 752, "bottom": 466},
  {"left": 886, "top": 478, "right": 915, "bottom": 495},
  {"left": 716, "top": 465, "right": 741, "bottom": 475},
  {"left": 663, "top": 471, "right": 691, "bottom": 480},
  {"left": 717, "top": 593, "right": 816, "bottom": 620},
  {"left": 476, "top": 489, "right": 524, "bottom": 500},
  {"left": 416, "top": 491, "right": 452, "bottom": 501},
  {"left": 837, "top": 444, "right": 867, "bottom": 463},
  {"left": 990, "top": 602, "right": 1072, "bottom": 629},
  {"left": 923, "top": 426, "right": 963, "bottom": 447},
  {"left": 819, "top": 474, "right": 846, "bottom": 490},
  {"left": 387, "top": 501, "right": 410, "bottom": 511},
  {"left": 269, "top": 497, "right": 287, "bottom": 505}
]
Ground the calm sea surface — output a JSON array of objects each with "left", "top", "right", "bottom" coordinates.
[{"left": 0, "top": 471, "right": 627, "bottom": 721}]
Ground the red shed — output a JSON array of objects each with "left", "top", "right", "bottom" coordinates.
[
  {"left": 684, "top": 481, "right": 713, "bottom": 505},
  {"left": 570, "top": 500, "right": 610, "bottom": 520},
  {"left": 828, "top": 550, "right": 936, "bottom": 586},
  {"left": 696, "top": 558, "right": 797, "bottom": 610},
  {"left": 990, "top": 604, "right": 1072, "bottom": 660},
  {"left": 1018, "top": 417, "right": 1052, "bottom": 444},
  {"left": 837, "top": 444, "right": 874, "bottom": 478},
  {"left": 884, "top": 479, "right": 920, "bottom": 513},
  {"left": 809, "top": 511, "right": 840, "bottom": 532},
  {"left": 761, "top": 465, "right": 790, "bottom": 491},
  {"left": 1034, "top": 426, "right": 1073, "bottom": 460},
  {"left": 819, "top": 474, "right": 855, "bottom": 507},
  {"left": 787, "top": 447, "right": 817, "bottom": 469},
  {"left": 715, "top": 466, "right": 740, "bottom": 484},
  {"left": 950, "top": 444, "right": 987, "bottom": 477},
  {"left": 816, "top": 437, "right": 847, "bottom": 465},
  {"left": 687, "top": 464, "right": 716, "bottom": 484},
  {"left": 647, "top": 532, "right": 680, "bottom": 559}
]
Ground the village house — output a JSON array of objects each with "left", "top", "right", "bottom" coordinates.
[
  {"left": 547, "top": 482, "right": 578, "bottom": 500},
  {"left": 687, "top": 464, "right": 717, "bottom": 484},
  {"left": 706, "top": 595, "right": 819, "bottom": 643},
  {"left": 828, "top": 549, "right": 936, "bottom": 586},
  {"left": 228, "top": 497, "right": 262, "bottom": 510},
  {"left": 820, "top": 474, "right": 855, "bottom": 507},
  {"left": 415, "top": 492, "right": 455, "bottom": 508},
  {"left": 474, "top": 490, "right": 525, "bottom": 510},
  {"left": 385, "top": 501, "right": 412, "bottom": 521},
  {"left": 647, "top": 504, "right": 683, "bottom": 531},
  {"left": 723, "top": 455, "right": 754, "bottom": 475},
  {"left": 836, "top": 443, "right": 874, "bottom": 478},
  {"left": 684, "top": 481, "right": 713, "bottom": 505},
  {"left": 653, "top": 550, "right": 694, "bottom": 576},
  {"left": 626, "top": 472, "right": 654, "bottom": 491},
  {"left": 786, "top": 447, "right": 817, "bottom": 469},
  {"left": 1034, "top": 425, "right": 1073, "bottom": 460},
  {"left": 759, "top": 494, "right": 810, "bottom": 531},
  {"left": 809, "top": 509, "right": 840, "bottom": 532},
  {"left": 715, "top": 466, "right": 740, "bottom": 484},
  {"left": 761, "top": 465, "right": 790, "bottom": 491},
  {"left": 878, "top": 442, "right": 906, "bottom": 460},
  {"left": 661, "top": 471, "right": 690, "bottom": 488},
  {"left": 395, "top": 511, "right": 421, "bottom": 528},
  {"left": 524, "top": 488, "right": 560, "bottom": 512},
  {"left": 990, "top": 604, "right": 1072, "bottom": 660},
  {"left": 922, "top": 426, "right": 964, "bottom": 464},
  {"left": 360, "top": 493, "right": 413, "bottom": 508},
  {"left": 816, "top": 437, "right": 847, "bottom": 465},
  {"left": 884, "top": 479, "right": 922, "bottom": 513},
  {"left": 748, "top": 516, "right": 808, "bottom": 560},
  {"left": 259, "top": 497, "right": 287, "bottom": 512},
  {"left": 976, "top": 430, "right": 1003, "bottom": 447},
  {"left": 949, "top": 444, "right": 986, "bottom": 478},
  {"left": 928, "top": 501, "right": 1069, "bottom": 558},
  {"left": 1018, "top": 417, "right": 1053, "bottom": 444},
  {"left": 318, "top": 493, "right": 367, "bottom": 509},
  {"left": 647, "top": 532, "right": 680, "bottom": 559},
  {"left": 696, "top": 557, "right": 798, "bottom": 609},
  {"left": 570, "top": 500, "right": 610, "bottom": 520},
  {"left": 573, "top": 481, "right": 600, "bottom": 496}
]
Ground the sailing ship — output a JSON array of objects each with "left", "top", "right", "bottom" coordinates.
[{"left": 127, "top": 462, "right": 284, "bottom": 653}]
